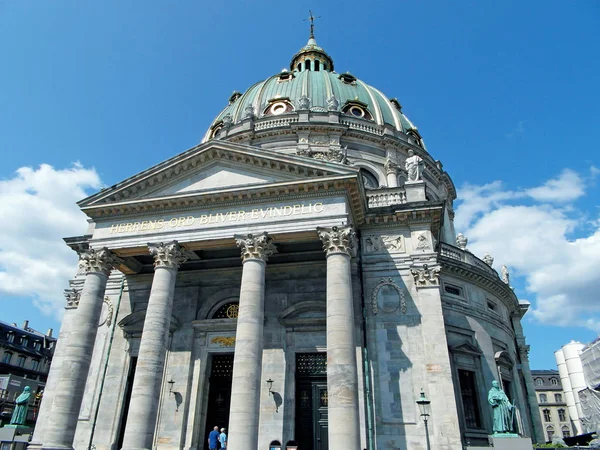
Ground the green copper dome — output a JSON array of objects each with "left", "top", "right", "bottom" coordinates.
[{"left": 203, "top": 37, "right": 419, "bottom": 142}]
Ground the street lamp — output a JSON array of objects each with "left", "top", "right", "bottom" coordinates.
[
  {"left": 266, "top": 378, "right": 274, "bottom": 396},
  {"left": 416, "top": 389, "right": 431, "bottom": 450},
  {"left": 416, "top": 389, "right": 431, "bottom": 421}
]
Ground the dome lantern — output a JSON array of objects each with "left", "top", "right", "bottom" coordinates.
[{"left": 290, "top": 11, "right": 334, "bottom": 72}]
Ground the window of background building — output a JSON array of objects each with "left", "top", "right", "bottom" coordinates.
[
  {"left": 20, "top": 337, "right": 28, "bottom": 347},
  {"left": 31, "top": 359, "right": 40, "bottom": 371},
  {"left": 551, "top": 378, "right": 558, "bottom": 385},
  {"left": 536, "top": 378, "right": 543, "bottom": 386},
  {"left": 547, "top": 426, "right": 555, "bottom": 441},
  {"left": 540, "top": 394, "right": 547, "bottom": 403},
  {"left": 558, "top": 409, "right": 566, "bottom": 421},
  {"left": 555, "top": 393, "right": 562, "bottom": 402},
  {"left": 17, "top": 355, "right": 26, "bottom": 368},
  {"left": 458, "top": 369, "right": 482, "bottom": 428},
  {"left": 543, "top": 409, "right": 552, "bottom": 422},
  {"left": 562, "top": 426, "right": 570, "bottom": 438},
  {"left": 1, "top": 352, "right": 12, "bottom": 364},
  {"left": 6, "top": 333, "right": 14, "bottom": 343}
]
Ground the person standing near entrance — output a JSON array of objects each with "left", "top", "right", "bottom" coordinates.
[
  {"left": 219, "top": 428, "right": 227, "bottom": 449},
  {"left": 208, "top": 426, "right": 220, "bottom": 450}
]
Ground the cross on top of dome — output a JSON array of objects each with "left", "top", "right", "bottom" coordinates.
[
  {"left": 304, "top": 10, "right": 321, "bottom": 39},
  {"left": 291, "top": 11, "right": 334, "bottom": 72}
]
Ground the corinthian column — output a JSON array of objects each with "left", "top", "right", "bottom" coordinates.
[
  {"left": 228, "top": 233, "right": 277, "bottom": 450},
  {"left": 121, "top": 241, "right": 191, "bottom": 450},
  {"left": 43, "top": 248, "right": 122, "bottom": 450},
  {"left": 317, "top": 226, "right": 361, "bottom": 450}
]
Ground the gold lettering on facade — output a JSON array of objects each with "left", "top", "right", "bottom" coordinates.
[
  {"left": 211, "top": 336, "right": 236, "bottom": 347},
  {"left": 108, "top": 202, "right": 328, "bottom": 234}
]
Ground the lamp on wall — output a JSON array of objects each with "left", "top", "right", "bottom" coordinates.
[
  {"left": 266, "top": 378, "right": 274, "bottom": 396},
  {"left": 167, "top": 379, "right": 175, "bottom": 395},
  {"left": 416, "top": 389, "right": 431, "bottom": 450},
  {"left": 416, "top": 389, "right": 431, "bottom": 421}
]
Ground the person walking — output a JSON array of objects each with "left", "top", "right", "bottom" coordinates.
[
  {"left": 208, "top": 426, "right": 220, "bottom": 450},
  {"left": 219, "top": 427, "right": 227, "bottom": 449}
]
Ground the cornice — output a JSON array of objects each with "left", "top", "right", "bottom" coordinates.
[
  {"left": 440, "top": 256, "right": 520, "bottom": 314},
  {"left": 80, "top": 141, "right": 357, "bottom": 208}
]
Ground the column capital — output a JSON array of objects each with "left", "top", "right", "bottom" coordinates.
[
  {"left": 64, "top": 288, "right": 80, "bottom": 309},
  {"left": 384, "top": 157, "right": 398, "bottom": 175},
  {"left": 148, "top": 241, "right": 192, "bottom": 270},
  {"left": 317, "top": 225, "right": 357, "bottom": 257},
  {"left": 78, "top": 248, "right": 122, "bottom": 276},
  {"left": 234, "top": 232, "right": 277, "bottom": 262}
]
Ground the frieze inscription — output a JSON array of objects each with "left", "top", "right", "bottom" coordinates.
[{"left": 108, "top": 202, "right": 324, "bottom": 234}]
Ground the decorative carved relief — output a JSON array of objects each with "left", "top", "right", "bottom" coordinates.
[
  {"left": 234, "top": 232, "right": 277, "bottom": 262},
  {"left": 297, "top": 94, "right": 311, "bottom": 110},
  {"left": 78, "top": 248, "right": 123, "bottom": 276},
  {"left": 384, "top": 157, "right": 398, "bottom": 175},
  {"left": 364, "top": 235, "right": 405, "bottom": 254},
  {"left": 410, "top": 264, "right": 441, "bottom": 287},
  {"left": 64, "top": 288, "right": 80, "bottom": 309},
  {"left": 296, "top": 145, "right": 348, "bottom": 164},
  {"left": 415, "top": 232, "right": 431, "bottom": 250},
  {"left": 103, "top": 296, "right": 114, "bottom": 327},
  {"left": 148, "top": 241, "right": 193, "bottom": 270},
  {"left": 327, "top": 95, "right": 339, "bottom": 111},
  {"left": 211, "top": 336, "right": 236, "bottom": 347},
  {"left": 318, "top": 226, "right": 357, "bottom": 257},
  {"left": 372, "top": 278, "right": 406, "bottom": 315}
]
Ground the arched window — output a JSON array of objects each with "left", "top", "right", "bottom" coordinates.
[
  {"left": 547, "top": 426, "right": 555, "bottom": 441},
  {"left": 551, "top": 378, "right": 558, "bottom": 385},
  {"left": 314, "top": 60, "right": 320, "bottom": 71},
  {"left": 562, "top": 426, "right": 570, "bottom": 438},
  {"left": 212, "top": 302, "right": 239, "bottom": 319},
  {"left": 297, "top": 63, "right": 301, "bottom": 71},
  {"left": 535, "top": 378, "right": 544, "bottom": 386},
  {"left": 539, "top": 393, "right": 547, "bottom": 403},
  {"left": 305, "top": 60, "right": 311, "bottom": 71},
  {"left": 555, "top": 393, "right": 563, "bottom": 403},
  {"left": 543, "top": 409, "right": 552, "bottom": 422},
  {"left": 360, "top": 169, "right": 379, "bottom": 190}
]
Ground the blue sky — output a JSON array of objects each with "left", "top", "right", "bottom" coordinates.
[{"left": 0, "top": 0, "right": 598, "bottom": 369}]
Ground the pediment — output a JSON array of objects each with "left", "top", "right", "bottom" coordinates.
[
  {"left": 80, "top": 141, "right": 359, "bottom": 208},
  {"left": 449, "top": 341, "right": 483, "bottom": 356},
  {"left": 144, "top": 161, "right": 297, "bottom": 197}
]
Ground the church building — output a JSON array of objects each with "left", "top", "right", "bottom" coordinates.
[{"left": 30, "top": 26, "right": 543, "bottom": 450}]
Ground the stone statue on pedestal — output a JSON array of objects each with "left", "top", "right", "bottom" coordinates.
[
  {"left": 488, "top": 380, "right": 515, "bottom": 434},
  {"left": 10, "top": 386, "right": 31, "bottom": 425},
  {"left": 405, "top": 149, "right": 424, "bottom": 181}
]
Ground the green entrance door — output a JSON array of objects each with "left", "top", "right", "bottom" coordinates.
[{"left": 295, "top": 353, "right": 328, "bottom": 450}]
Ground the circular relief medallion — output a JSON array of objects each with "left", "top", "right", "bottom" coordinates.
[{"left": 372, "top": 278, "right": 406, "bottom": 315}]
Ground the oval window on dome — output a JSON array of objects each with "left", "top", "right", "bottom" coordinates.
[
  {"left": 264, "top": 100, "right": 294, "bottom": 116},
  {"left": 342, "top": 102, "right": 374, "bottom": 121},
  {"left": 209, "top": 123, "right": 223, "bottom": 139}
]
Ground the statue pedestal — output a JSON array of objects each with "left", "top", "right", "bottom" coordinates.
[
  {"left": 404, "top": 180, "right": 426, "bottom": 202},
  {"left": 490, "top": 435, "right": 532, "bottom": 450}
]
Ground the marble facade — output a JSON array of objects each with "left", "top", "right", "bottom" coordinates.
[{"left": 31, "top": 34, "right": 543, "bottom": 450}]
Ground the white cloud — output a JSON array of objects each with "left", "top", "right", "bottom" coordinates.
[
  {"left": 455, "top": 168, "right": 600, "bottom": 331},
  {"left": 0, "top": 164, "right": 102, "bottom": 319},
  {"left": 526, "top": 169, "right": 585, "bottom": 203}
]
